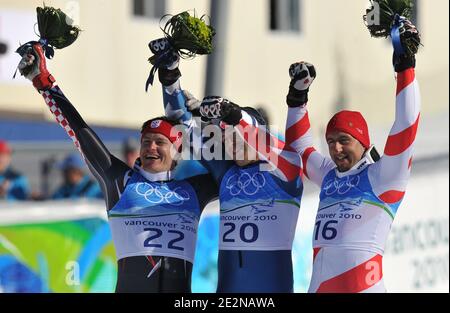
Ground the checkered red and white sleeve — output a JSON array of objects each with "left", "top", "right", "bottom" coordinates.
[{"left": 40, "top": 86, "right": 84, "bottom": 158}]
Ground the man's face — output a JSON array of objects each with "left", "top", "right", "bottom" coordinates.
[
  {"left": 326, "top": 131, "right": 366, "bottom": 172},
  {"left": 0, "top": 152, "right": 11, "bottom": 173},
  {"left": 140, "top": 132, "right": 175, "bottom": 173},
  {"left": 223, "top": 130, "right": 258, "bottom": 167}
]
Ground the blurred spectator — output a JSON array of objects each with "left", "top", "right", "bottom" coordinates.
[
  {"left": 122, "top": 137, "right": 140, "bottom": 167},
  {"left": 52, "top": 153, "right": 103, "bottom": 200},
  {"left": 0, "top": 140, "right": 30, "bottom": 201}
]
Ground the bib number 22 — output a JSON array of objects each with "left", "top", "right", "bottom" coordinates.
[{"left": 143, "top": 227, "right": 185, "bottom": 251}]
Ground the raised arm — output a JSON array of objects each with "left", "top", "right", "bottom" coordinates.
[
  {"left": 148, "top": 39, "right": 203, "bottom": 148},
  {"left": 285, "top": 62, "right": 335, "bottom": 186},
  {"left": 18, "top": 43, "right": 130, "bottom": 208},
  {"left": 163, "top": 87, "right": 232, "bottom": 183},
  {"left": 149, "top": 39, "right": 232, "bottom": 183},
  {"left": 369, "top": 56, "right": 420, "bottom": 212}
]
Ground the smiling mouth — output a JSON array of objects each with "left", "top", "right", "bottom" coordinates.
[
  {"left": 145, "top": 155, "right": 160, "bottom": 161},
  {"left": 335, "top": 155, "right": 348, "bottom": 162}
]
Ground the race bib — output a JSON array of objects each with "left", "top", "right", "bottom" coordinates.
[
  {"left": 219, "top": 169, "right": 301, "bottom": 250},
  {"left": 109, "top": 211, "right": 199, "bottom": 262},
  {"left": 108, "top": 172, "right": 201, "bottom": 263}
]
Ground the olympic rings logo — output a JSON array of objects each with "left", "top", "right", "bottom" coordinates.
[
  {"left": 135, "top": 183, "right": 190, "bottom": 206},
  {"left": 323, "top": 175, "right": 360, "bottom": 196},
  {"left": 225, "top": 172, "right": 266, "bottom": 196}
]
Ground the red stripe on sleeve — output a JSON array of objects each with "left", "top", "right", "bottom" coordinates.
[
  {"left": 286, "top": 112, "right": 310, "bottom": 146},
  {"left": 408, "top": 157, "right": 413, "bottom": 169},
  {"left": 384, "top": 114, "right": 420, "bottom": 156},
  {"left": 379, "top": 190, "right": 405, "bottom": 204},
  {"left": 238, "top": 119, "right": 293, "bottom": 152},
  {"left": 273, "top": 154, "right": 301, "bottom": 181},
  {"left": 396, "top": 68, "right": 415, "bottom": 95},
  {"left": 302, "top": 147, "right": 316, "bottom": 179},
  {"left": 237, "top": 119, "right": 301, "bottom": 181}
]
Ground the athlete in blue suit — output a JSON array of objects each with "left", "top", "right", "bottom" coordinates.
[{"left": 151, "top": 38, "right": 304, "bottom": 292}]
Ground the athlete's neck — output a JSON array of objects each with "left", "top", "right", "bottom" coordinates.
[
  {"left": 138, "top": 167, "right": 172, "bottom": 182},
  {"left": 132, "top": 158, "right": 172, "bottom": 181},
  {"left": 335, "top": 146, "right": 377, "bottom": 178}
]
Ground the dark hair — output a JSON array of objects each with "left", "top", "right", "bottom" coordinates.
[
  {"left": 241, "top": 107, "right": 267, "bottom": 126},
  {"left": 140, "top": 116, "right": 179, "bottom": 134},
  {"left": 255, "top": 106, "right": 270, "bottom": 126},
  {"left": 240, "top": 106, "right": 272, "bottom": 136}
]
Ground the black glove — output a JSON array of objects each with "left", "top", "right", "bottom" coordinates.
[
  {"left": 199, "top": 96, "right": 242, "bottom": 125},
  {"left": 146, "top": 38, "right": 180, "bottom": 90},
  {"left": 158, "top": 67, "right": 181, "bottom": 86},
  {"left": 393, "top": 53, "right": 416, "bottom": 73},
  {"left": 286, "top": 62, "right": 316, "bottom": 107},
  {"left": 392, "top": 19, "right": 420, "bottom": 72}
]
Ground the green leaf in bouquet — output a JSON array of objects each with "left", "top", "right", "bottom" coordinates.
[
  {"left": 363, "top": 0, "right": 413, "bottom": 38},
  {"left": 363, "top": 0, "right": 421, "bottom": 56},
  {"left": 36, "top": 5, "right": 81, "bottom": 49},
  {"left": 161, "top": 11, "right": 215, "bottom": 58}
]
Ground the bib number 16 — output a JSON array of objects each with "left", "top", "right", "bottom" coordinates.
[{"left": 314, "top": 220, "right": 338, "bottom": 240}]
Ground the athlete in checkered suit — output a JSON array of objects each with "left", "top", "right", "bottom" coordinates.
[{"left": 16, "top": 42, "right": 219, "bottom": 293}]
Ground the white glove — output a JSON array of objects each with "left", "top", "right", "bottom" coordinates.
[
  {"left": 18, "top": 50, "right": 37, "bottom": 80},
  {"left": 286, "top": 61, "right": 316, "bottom": 107},
  {"left": 16, "top": 43, "right": 55, "bottom": 90},
  {"left": 183, "top": 90, "right": 202, "bottom": 111},
  {"left": 289, "top": 62, "right": 316, "bottom": 91}
]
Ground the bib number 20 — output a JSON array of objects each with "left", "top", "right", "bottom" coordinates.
[{"left": 223, "top": 222, "right": 259, "bottom": 243}]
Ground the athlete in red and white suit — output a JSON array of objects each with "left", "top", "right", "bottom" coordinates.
[{"left": 285, "top": 21, "right": 421, "bottom": 292}]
